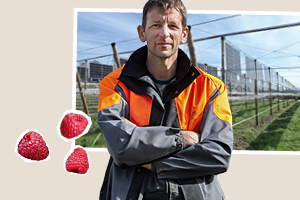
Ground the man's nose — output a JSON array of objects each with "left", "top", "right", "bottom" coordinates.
[{"left": 159, "top": 24, "right": 170, "bottom": 39}]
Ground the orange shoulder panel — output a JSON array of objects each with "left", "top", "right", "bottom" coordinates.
[
  {"left": 201, "top": 70, "right": 233, "bottom": 127},
  {"left": 212, "top": 81, "right": 232, "bottom": 127},
  {"left": 175, "top": 68, "right": 232, "bottom": 131},
  {"left": 98, "top": 67, "right": 123, "bottom": 112},
  {"left": 98, "top": 66, "right": 152, "bottom": 126}
]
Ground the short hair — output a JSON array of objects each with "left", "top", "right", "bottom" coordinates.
[{"left": 142, "top": 0, "right": 187, "bottom": 30}]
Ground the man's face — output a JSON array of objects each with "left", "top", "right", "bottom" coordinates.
[{"left": 138, "top": 6, "right": 188, "bottom": 59}]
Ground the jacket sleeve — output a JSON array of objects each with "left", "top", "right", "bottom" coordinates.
[
  {"left": 151, "top": 85, "right": 233, "bottom": 179},
  {"left": 97, "top": 75, "right": 185, "bottom": 167}
]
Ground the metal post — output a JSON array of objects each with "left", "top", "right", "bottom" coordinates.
[
  {"left": 76, "top": 67, "right": 89, "bottom": 115},
  {"left": 244, "top": 73, "right": 247, "bottom": 108},
  {"left": 282, "top": 77, "right": 285, "bottom": 107},
  {"left": 229, "top": 71, "right": 232, "bottom": 93},
  {"left": 262, "top": 80, "right": 265, "bottom": 105},
  {"left": 286, "top": 80, "right": 289, "bottom": 106},
  {"left": 254, "top": 59, "right": 259, "bottom": 126},
  {"left": 277, "top": 72, "right": 280, "bottom": 110},
  {"left": 229, "top": 70, "right": 232, "bottom": 105},
  {"left": 268, "top": 67, "right": 272, "bottom": 115},
  {"left": 111, "top": 42, "right": 121, "bottom": 70},
  {"left": 85, "top": 60, "right": 88, "bottom": 91},
  {"left": 221, "top": 37, "right": 226, "bottom": 85},
  {"left": 187, "top": 26, "right": 198, "bottom": 67}
]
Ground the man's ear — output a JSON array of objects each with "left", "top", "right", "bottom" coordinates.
[
  {"left": 137, "top": 25, "right": 146, "bottom": 42},
  {"left": 180, "top": 26, "right": 189, "bottom": 44}
]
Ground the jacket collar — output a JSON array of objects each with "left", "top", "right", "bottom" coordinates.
[
  {"left": 118, "top": 45, "right": 200, "bottom": 104},
  {"left": 120, "top": 45, "right": 199, "bottom": 82},
  {"left": 120, "top": 45, "right": 148, "bottom": 79}
]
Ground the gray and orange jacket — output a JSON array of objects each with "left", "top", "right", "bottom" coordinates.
[{"left": 98, "top": 46, "right": 233, "bottom": 200}]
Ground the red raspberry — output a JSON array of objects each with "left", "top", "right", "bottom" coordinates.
[
  {"left": 60, "top": 113, "right": 89, "bottom": 139},
  {"left": 65, "top": 147, "right": 89, "bottom": 174},
  {"left": 17, "top": 131, "right": 49, "bottom": 161}
]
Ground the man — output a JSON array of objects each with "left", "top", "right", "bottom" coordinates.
[{"left": 98, "top": 0, "right": 233, "bottom": 199}]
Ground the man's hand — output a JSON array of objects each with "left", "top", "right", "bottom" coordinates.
[{"left": 181, "top": 130, "right": 200, "bottom": 147}]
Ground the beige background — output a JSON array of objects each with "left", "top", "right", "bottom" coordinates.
[{"left": 2, "top": 0, "right": 300, "bottom": 199}]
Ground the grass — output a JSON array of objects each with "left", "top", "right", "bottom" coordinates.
[
  {"left": 233, "top": 100, "right": 300, "bottom": 151},
  {"left": 249, "top": 102, "right": 300, "bottom": 151},
  {"left": 231, "top": 98, "right": 286, "bottom": 123}
]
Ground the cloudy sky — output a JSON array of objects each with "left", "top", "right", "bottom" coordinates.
[{"left": 75, "top": 8, "right": 300, "bottom": 88}]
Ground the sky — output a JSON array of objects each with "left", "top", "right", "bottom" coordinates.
[{"left": 75, "top": 8, "right": 300, "bottom": 89}]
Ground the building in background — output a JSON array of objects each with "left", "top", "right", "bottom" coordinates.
[
  {"left": 77, "top": 62, "right": 114, "bottom": 83},
  {"left": 197, "top": 63, "right": 219, "bottom": 78}
]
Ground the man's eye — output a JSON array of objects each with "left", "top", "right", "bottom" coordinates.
[{"left": 170, "top": 25, "right": 178, "bottom": 29}]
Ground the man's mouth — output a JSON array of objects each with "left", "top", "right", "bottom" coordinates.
[{"left": 157, "top": 42, "right": 171, "bottom": 46}]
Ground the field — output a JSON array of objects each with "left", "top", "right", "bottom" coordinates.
[
  {"left": 232, "top": 100, "right": 300, "bottom": 151},
  {"left": 76, "top": 92, "right": 300, "bottom": 151}
]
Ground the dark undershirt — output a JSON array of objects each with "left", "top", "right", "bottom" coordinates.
[{"left": 146, "top": 69, "right": 176, "bottom": 97}]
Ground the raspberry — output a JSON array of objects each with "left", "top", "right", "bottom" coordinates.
[
  {"left": 17, "top": 131, "right": 49, "bottom": 161},
  {"left": 65, "top": 147, "right": 89, "bottom": 174},
  {"left": 60, "top": 112, "right": 89, "bottom": 139}
]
